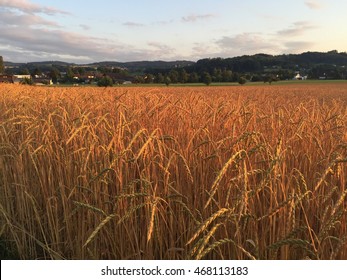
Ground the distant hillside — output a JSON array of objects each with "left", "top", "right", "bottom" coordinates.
[
  {"left": 189, "top": 51, "right": 347, "bottom": 74},
  {"left": 87, "top": 60, "right": 194, "bottom": 71},
  {"left": 4, "top": 60, "right": 194, "bottom": 73},
  {"left": 3, "top": 51, "right": 347, "bottom": 81}
]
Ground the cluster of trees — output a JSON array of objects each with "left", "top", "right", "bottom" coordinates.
[
  {"left": 143, "top": 51, "right": 347, "bottom": 85},
  {"left": 142, "top": 68, "right": 257, "bottom": 85},
  {"left": 189, "top": 51, "right": 347, "bottom": 73},
  {"left": 2, "top": 51, "right": 347, "bottom": 86},
  {"left": 0, "top": 56, "right": 4, "bottom": 73}
]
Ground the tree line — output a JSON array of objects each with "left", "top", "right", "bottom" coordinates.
[
  {"left": 1, "top": 51, "right": 347, "bottom": 86},
  {"left": 144, "top": 51, "right": 347, "bottom": 84}
]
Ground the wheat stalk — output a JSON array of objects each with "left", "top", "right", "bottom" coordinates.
[
  {"left": 204, "top": 150, "right": 246, "bottom": 209},
  {"left": 186, "top": 208, "right": 231, "bottom": 246},
  {"left": 83, "top": 214, "right": 115, "bottom": 247}
]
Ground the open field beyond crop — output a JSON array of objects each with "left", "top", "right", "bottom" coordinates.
[{"left": 0, "top": 83, "right": 346, "bottom": 260}]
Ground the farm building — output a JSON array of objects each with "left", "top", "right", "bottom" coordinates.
[
  {"left": 13, "top": 75, "right": 31, "bottom": 84},
  {"left": 293, "top": 73, "right": 308, "bottom": 80},
  {"left": 33, "top": 78, "right": 53, "bottom": 85},
  {"left": 0, "top": 75, "right": 14, "bottom": 83}
]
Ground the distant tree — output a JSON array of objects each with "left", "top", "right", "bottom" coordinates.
[
  {"left": 164, "top": 76, "right": 171, "bottom": 86},
  {"left": 221, "top": 69, "right": 232, "bottom": 82},
  {"left": 134, "top": 75, "right": 145, "bottom": 83},
  {"left": 188, "top": 72, "right": 199, "bottom": 83},
  {"left": 113, "top": 67, "right": 129, "bottom": 76},
  {"left": 251, "top": 74, "right": 262, "bottom": 82},
  {"left": 155, "top": 73, "right": 165, "bottom": 84},
  {"left": 97, "top": 76, "right": 113, "bottom": 87},
  {"left": 178, "top": 69, "right": 189, "bottom": 83},
  {"left": 263, "top": 75, "right": 278, "bottom": 84},
  {"left": 21, "top": 77, "right": 33, "bottom": 85},
  {"left": 277, "top": 69, "right": 294, "bottom": 80},
  {"left": 144, "top": 74, "right": 154, "bottom": 84},
  {"left": 232, "top": 72, "right": 240, "bottom": 82},
  {"left": 168, "top": 70, "right": 179, "bottom": 83},
  {"left": 263, "top": 75, "right": 273, "bottom": 84},
  {"left": 21, "top": 68, "right": 30, "bottom": 75},
  {"left": 238, "top": 76, "right": 247, "bottom": 85},
  {"left": 202, "top": 72, "right": 212, "bottom": 85},
  {"left": 49, "top": 67, "right": 61, "bottom": 84},
  {"left": 212, "top": 68, "right": 222, "bottom": 82},
  {"left": 31, "top": 67, "right": 42, "bottom": 77},
  {"left": 97, "top": 66, "right": 111, "bottom": 74},
  {"left": 0, "top": 56, "right": 4, "bottom": 74},
  {"left": 65, "top": 66, "right": 75, "bottom": 83},
  {"left": 76, "top": 67, "right": 86, "bottom": 75}
]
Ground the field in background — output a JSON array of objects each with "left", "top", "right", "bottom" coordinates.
[{"left": 0, "top": 83, "right": 346, "bottom": 260}]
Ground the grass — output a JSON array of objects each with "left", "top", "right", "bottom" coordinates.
[
  {"left": 52, "top": 79, "right": 347, "bottom": 88},
  {"left": 0, "top": 83, "right": 346, "bottom": 260}
]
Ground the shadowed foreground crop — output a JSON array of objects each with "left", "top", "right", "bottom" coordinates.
[{"left": 0, "top": 84, "right": 346, "bottom": 259}]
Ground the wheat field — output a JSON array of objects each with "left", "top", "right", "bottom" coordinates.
[{"left": 0, "top": 83, "right": 346, "bottom": 260}]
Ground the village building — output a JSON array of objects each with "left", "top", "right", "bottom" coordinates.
[
  {"left": 33, "top": 77, "right": 53, "bottom": 85},
  {"left": 0, "top": 74, "right": 14, "bottom": 83},
  {"left": 293, "top": 73, "right": 308, "bottom": 80},
  {"left": 13, "top": 74, "right": 31, "bottom": 84}
]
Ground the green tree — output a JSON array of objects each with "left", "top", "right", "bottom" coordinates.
[
  {"left": 134, "top": 75, "right": 145, "bottom": 83},
  {"left": 263, "top": 75, "right": 278, "bottom": 84},
  {"left": 65, "top": 66, "right": 75, "bottom": 83},
  {"left": 31, "top": 67, "right": 42, "bottom": 77},
  {"left": 232, "top": 72, "right": 240, "bottom": 82},
  {"left": 97, "top": 76, "right": 113, "bottom": 87},
  {"left": 76, "top": 67, "right": 86, "bottom": 75},
  {"left": 188, "top": 72, "right": 199, "bottom": 83},
  {"left": 97, "top": 66, "right": 111, "bottom": 74},
  {"left": 21, "top": 68, "right": 30, "bottom": 75},
  {"left": 144, "top": 74, "right": 154, "bottom": 84},
  {"left": 222, "top": 69, "right": 233, "bottom": 82},
  {"left": 238, "top": 76, "right": 247, "bottom": 85},
  {"left": 251, "top": 74, "right": 262, "bottom": 82},
  {"left": 155, "top": 73, "right": 165, "bottom": 84},
  {"left": 21, "top": 77, "right": 33, "bottom": 85},
  {"left": 212, "top": 68, "right": 222, "bottom": 82},
  {"left": 0, "top": 56, "right": 4, "bottom": 74},
  {"left": 168, "top": 70, "right": 179, "bottom": 83},
  {"left": 202, "top": 72, "right": 212, "bottom": 85},
  {"left": 49, "top": 67, "right": 60, "bottom": 84},
  {"left": 164, "top": 76, "right": 171, "bottom": 86},
  {"left": 178, "top": 69, "right": 188, "bottom": 83}
]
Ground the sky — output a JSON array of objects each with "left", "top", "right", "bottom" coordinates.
[{"left": 0, "top": 0, "right": 346, "bottom": 63}]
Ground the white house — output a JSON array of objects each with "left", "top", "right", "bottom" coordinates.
[
  {"left": 13, "top": 74, "right": 31, "bottom": 83},
  {"left": 293, "top": 73, "right": 307, "bottom": 80}
]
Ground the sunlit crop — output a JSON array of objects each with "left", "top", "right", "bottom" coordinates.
[{"left": 0, "top": 83, "right": 346, "bottom": 259}]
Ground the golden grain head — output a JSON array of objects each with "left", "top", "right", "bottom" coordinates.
[{"left": 0, "top": 83, "right": 346, "bottom": 260}]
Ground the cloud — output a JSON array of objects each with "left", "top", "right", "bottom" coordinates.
[
  {"left": 0, "top": 0, "right": 69, "bottom": 15},
  {"left": 216, "top": 33, "right": 279, "bottom": 55},
  {"left": 0, "top": 9, "right": 60, "bottom": 27},
  {"left": 79, "top": 24, "right": 91, "bottom": 31},
  {"left": 0, "top": 24, "right": 131, "bottom": 62},
  {"left": 0, "top": 0, "right": 68, "bottom": 28},
  {"left": 152, "top": 19, "right": 174, "bottom": 26},
  {"left": 182, "top": 14, "right": 216, "bottom": 22},
  {"left": 207, "top": 28, "right": 316, "bottom": 59},
  {"left": 123, "top": 21, "right": 145, "bottom": 27},
  {"left": 0, "top": 0, "right": 119, "bottom": 62},
  {"left": 146, "top": 42, "right": 177, "bottom": 58},
  {"left": 283, "top": 41, "right": 315, "bottom": 53},
  {"left": 305, "top": 1, "right": 323, "bottom": 10},
  {"left": 0, "top": 22, "right": 179, "bottom": 62},
  {"left": 277, "top": 21, "right": 317, "bottom": 37}
]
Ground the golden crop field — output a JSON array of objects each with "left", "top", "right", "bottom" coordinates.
[{"left": 0, "top": 83, "right": 346, "bottom": 260}]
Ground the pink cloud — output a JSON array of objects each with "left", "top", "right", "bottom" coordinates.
[{"left": 0, "top": 0, "right": 70, "bottom": 15}]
